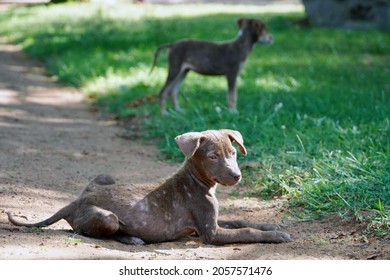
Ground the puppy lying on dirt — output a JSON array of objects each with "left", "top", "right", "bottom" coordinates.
[{"left": 8, "top": 129, "right": 291, "bottom": 245}]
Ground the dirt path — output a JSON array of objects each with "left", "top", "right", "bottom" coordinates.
[{"left": 0, "top": 41, "right": 389, "bottom": 260}]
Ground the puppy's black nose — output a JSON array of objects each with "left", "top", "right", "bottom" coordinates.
[{"left": 231, "top": 173, "right": 241, "bottom": 182}]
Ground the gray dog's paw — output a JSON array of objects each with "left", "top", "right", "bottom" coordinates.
[{"left": 228, "top": 108, "right": 239, "bottom": 114}]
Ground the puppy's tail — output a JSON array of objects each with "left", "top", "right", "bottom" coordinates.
[
  {"left": 7, "top": 203, "right": 73, "bottom": 228},
  {"left": 149, "top": 44, "right": 172, "bottom": 75}
]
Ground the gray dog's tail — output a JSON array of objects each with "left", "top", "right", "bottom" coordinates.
[
  {"left": 149, "top": 44, "right": 172, "bottom": 75},
  {"left": 7, "top": 204, "right": 73, "bottom": 228}
]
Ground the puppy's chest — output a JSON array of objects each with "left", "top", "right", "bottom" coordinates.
[{"left": 205, "top": 186, "right": 219, "bottom": 211}]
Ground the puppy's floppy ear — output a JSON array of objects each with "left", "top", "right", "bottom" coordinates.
[
  {"left": 175, "top": 132, "right": 204, "bottom": 158},
  {"left": 220, "top": 129, "right": 247, "bottom": 155}
]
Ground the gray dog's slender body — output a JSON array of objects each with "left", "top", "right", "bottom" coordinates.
[
  {"left": 8, "top": 129, "right": 291, "bottom": 245},
  {"left": 150, "top": 18, "right": 273, "bottom": 114}
]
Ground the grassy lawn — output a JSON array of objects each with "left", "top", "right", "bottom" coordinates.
[{"left": 1, "top": 2, "right": 389, "bottom": 236}]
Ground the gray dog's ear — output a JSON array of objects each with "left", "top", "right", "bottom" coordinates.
[
  {"left": 237, "top": 18, "right": 246, "bottom": 28},
  {"left": 175, "top": 132, "right": 204, "bottom": 158},
  {"left": 220, "top": 129, "right": 247, "bottom": 155}
]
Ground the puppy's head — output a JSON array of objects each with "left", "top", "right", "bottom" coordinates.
[
  {"left": 175, "top": 129, "right": 247, "bottom": 187},
  {"left": 237, "top": 18, "right": 273, "bottom": 45}
]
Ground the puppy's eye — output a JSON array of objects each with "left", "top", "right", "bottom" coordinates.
[
  {"left": 208, "top": 154, "right": 218, "bottom": 160},
  {"left": 231, "top": 150, "right": 236, "bottom": 156}
]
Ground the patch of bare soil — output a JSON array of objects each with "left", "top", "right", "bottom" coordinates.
[{"left": 0, "top": 41, "right": 389, "bottom": 260}]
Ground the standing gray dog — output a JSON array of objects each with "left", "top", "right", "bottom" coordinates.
[
  {"left": 150, "top": 18, "right": 273, "bottom": 114},
  {"left": 8, "top": 129, "right": 291, "bottom": 245}
]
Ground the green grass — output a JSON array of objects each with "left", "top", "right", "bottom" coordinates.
[{"left": 1, "top": 2, "right": 389, "bottom": 236}]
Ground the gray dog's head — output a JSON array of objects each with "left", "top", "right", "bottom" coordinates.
[{"left": 237, "top": 18, "right": 274, "bottom": 45}]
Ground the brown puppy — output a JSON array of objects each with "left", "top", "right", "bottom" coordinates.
[
  {"left": 150, "top": 18, "right": 273, "bottom": 114},
  {"left": 8, "top": 129, "right": 291, "bottom": 245}
]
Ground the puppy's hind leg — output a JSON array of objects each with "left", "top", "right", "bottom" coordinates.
[
  {"left": 72, "top": 205, "right": 120, "bottom": 239},
  {"left": 113, "top": 232, "right": 146, "bottom": 245}
]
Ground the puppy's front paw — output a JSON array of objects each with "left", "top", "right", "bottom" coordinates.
[
  {"left": 277, "top": 231, "right": 292, "bottom": 243},
  {"left": 263, "top": 231, "right": 292, "bottom": 243},
  {"left": 258, "top": 223, "right": 281, "bottom": 231}
]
